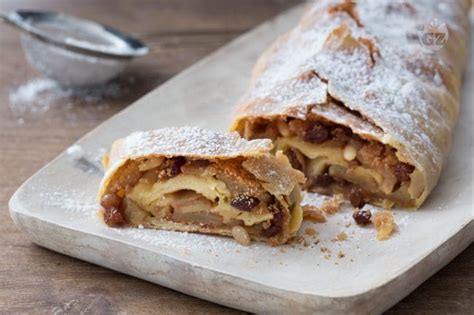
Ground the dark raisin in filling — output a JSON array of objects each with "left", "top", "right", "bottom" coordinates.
[{"left": 230, "top": 195, "right": 260, "bottom": 211}]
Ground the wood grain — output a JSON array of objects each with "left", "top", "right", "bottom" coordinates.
[{"left": 0, "top": 1, "right": 472, "bottom": 314}]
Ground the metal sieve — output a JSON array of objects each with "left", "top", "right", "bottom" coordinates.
[{"left": 1, "top": 10, "right": 149, "bottom": 87}]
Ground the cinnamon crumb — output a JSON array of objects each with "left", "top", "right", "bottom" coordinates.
[
  {"left": 321, "top": 194, "right": 343, "bottom": 214},
  {"left": 373, "top": 210, "right": 396, "bottom": 240},
  {"left": 320, "top": 246, "right": 332, "bottom": 259},
  {"left": 332, "top": 232, "right": 348, "bottom": 242},
  {"left": 337, "top": 251, "right": 345, "bottom": 259},
  {"left": 305, "top": 227, "right": 318, "bottom": 236},
  {"left": 293, "top": 236, "right": 307, "bottom": 246},
  {"left": 320, "top": 246, "right": 330, "bottom": 253},
  {"left": 303, "top": 205, "right": 327, "bottom": 223}
]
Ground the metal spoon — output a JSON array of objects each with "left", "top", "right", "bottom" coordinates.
[{"left": 1, "top": 10, "right": 149, "bottom": 87}]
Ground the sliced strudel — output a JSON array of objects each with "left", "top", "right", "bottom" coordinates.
[
  {"left": 98, "top": 127, "right": 304, "bottom": 245},
  {"left": 231, "top": 0, "right": 469, "bottom": 209}
]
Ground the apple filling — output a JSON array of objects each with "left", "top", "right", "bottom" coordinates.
[
  {"left": 99, "top": 155, "right": 303, "bottom": 245},
  {"left": 238, "top": 116, "right": 423, "bottom": 208}
]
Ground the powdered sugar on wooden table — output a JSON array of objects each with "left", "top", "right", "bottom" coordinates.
[{"left": 9, "top": 77, "right": 131, "bottom": 115}]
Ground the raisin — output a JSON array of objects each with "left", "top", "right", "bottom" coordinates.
[
  {"left": 303, "top": 122, "right": 329, "bottom": 144},
  {"left": 353, "top": 209, "right": 372, "bottom": 225},
  {"left": 349, "top": 186, "right": 366, "bottom": 208},
  {"left": 309, "top": 173, "right": 333, "bottom": 188},
  {"left": 230, "top": 195, "right": 260, "bottom": 211},
  {"left": 167, "top": 157, "right": 186, "bottom": 178},
  {"left": 393, "top": 162, "right": 415, "bottom": 182},
  {"left": 100, "top": 194, "right": 122, "bottom": 209},
  {"left": 104, "top": 206, "right": 126, "bottom": 226},
  {"left": 262, "top": 211, "right": 283, "bottom": 237}
]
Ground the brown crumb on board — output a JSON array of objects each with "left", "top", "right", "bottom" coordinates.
[
  {"left": 320, "top": 246, "right": 330, "bottom": 253},
  {"left": 337, "top": 251, "right": 345, "bottom": 259},
  {"left": 332, "top": 232, "right": 348, "bottom": 242},
  {"left": 292, "top": 236, "right": 309, "bottom": 247},
  {"left": 373, "top": 210, "right": 396, "bottom": 240},
  {"left": 321, "top": 194, "right": 343, "bottom": 214},
  {"left": 303, "top": 205, "right": 327, "bottom": 223},
  {"left": 320, "top": 246, "right": 332, "bottom": 260},
  {"left": 305, "top": 227, "right": 318, "bottom": 236}
]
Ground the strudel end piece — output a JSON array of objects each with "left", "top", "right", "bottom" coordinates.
[
  {"left": 230, "top": 0, "right": 469, "bottom": 209},
  {"left": 98, "top": 127, "right": 304, "bottom": 245}
]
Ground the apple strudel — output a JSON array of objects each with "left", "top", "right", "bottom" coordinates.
[
  {"left": 230, "top": 0, "right": 469, "bottom": 209},
  {"left": 98, "top": 127, "right": 304, "bottom": 245}
]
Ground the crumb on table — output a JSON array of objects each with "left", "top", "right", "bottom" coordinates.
[
  {"left": 332, "top": 231, "right": 348, "bottom": 242},
  {"left": 373, "top": 210, "right": 396, "bottom": 240},
  {"left": 302, "top": 205, "right": 327, "bottom": 223},
  {"left": 305, "top": 227, "right": 318, "bottom": 236},
  {"left": 320, "top": 194, "right": 343, "bottom": 214}
]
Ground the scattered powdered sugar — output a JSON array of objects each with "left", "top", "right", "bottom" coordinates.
[
  {"left": 39, "top": 189, "right": 97, "bottom": 218},
  {"left": 110, "top": 228, "right": 241, "bottom": 253},
  {"left": 394, "top": 213, "right": 410, "bottom": 229},
  {"left": 9, "top": 79, "right": 61, "bottom": 113},
  {"left": 9, "top": 77, "right": 129, "bottom": 114},
  {"left": 66, "top": 144, "right": 85, "bottom": 160},
  {"left": 302, "top": 191, "right": 334, "bottom": 207}
]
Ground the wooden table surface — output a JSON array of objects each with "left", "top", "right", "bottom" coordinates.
[{"left": 0, "top": 1, "right": 472, "bottom": 314}]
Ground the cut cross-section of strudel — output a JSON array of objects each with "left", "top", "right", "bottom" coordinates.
[
  {"left": 230, "top": 0, "right": 469, "bottom": 209},
  {"left": 98, "top": 127, "right": 304, "bottom": 245}
]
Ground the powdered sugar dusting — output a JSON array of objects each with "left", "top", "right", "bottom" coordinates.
[
  {"left": 302, "top": 191, "right": 335, "bottom": 208},
  {"left": 38, "top": 189, "right": 97, "bottom": 218},
  {"left": 121, "top": 126, "right": 273, "bottom": 159},
  {"left": 66, "top": 144, "right": 85, "bottom": 160},
  {"left": 9, "top": 77, "right": 129, "bottom": 114},
  {"left": 9, "top": 78, "right": 63, "bottom": 113}
]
